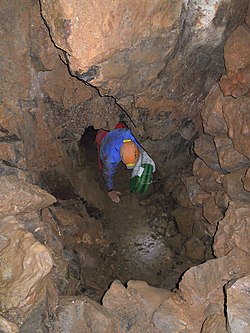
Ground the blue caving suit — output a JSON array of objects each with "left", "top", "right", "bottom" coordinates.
[{"left": 99, "top": 128, "right": 141, "bottom": 191}]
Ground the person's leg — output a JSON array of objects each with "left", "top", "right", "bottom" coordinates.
[
  {"left": 114, "top": 121, "right": 127, "bottom": 129},
  {"left": 95, "top": 129, "right": 109, "bottom": 170}
]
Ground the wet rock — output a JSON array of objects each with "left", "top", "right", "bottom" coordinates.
[
  {"left": 184, "top": 236, "right": 206, "bottom": 262},
  {"left": 0, "top": 173, "right": 56, "bottom": 218},
  {"left": 194, "top": 134, "right": 221, "bottom": 171},
  {"left": 220, "top": 168, "right": 250, "bottom": 202},
  {"left": 226, "top": 275, "right": 250, "bottom": 333},
  {"left": 201, "top": 85, "right": 228, "bottom": 136},
  {"left": 223, "top": 96, "right": 250, "bottom": 159},
  {"left": 214, "top": 135, "right": 249, "bottom": 172},
  {"left": 213, "top": 201, "right": 250, "bottom": 257},
  {"left": 0, "top": 216, "right": 53, "bottom": 325}
]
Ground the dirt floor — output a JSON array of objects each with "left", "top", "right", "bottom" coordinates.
[
  {"left": 40, "top": 127, "right": 195, "bottom": 302},
  {"left": 74, "top": 129, "right": 195, "bottom": 300}
]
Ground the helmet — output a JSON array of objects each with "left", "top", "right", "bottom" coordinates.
[{"left": 120, "top": 140, "right": 140, "bottom": 169}]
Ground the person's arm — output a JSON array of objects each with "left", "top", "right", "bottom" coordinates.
[
  {"left": 102, "top": 158, "right": 121, "bottom": 203},
  {"left": 102, "top": 158, "right": 117, "bottom": 192}
]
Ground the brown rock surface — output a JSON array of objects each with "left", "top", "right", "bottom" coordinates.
[
  {"left": 201, "top": 314, "right": 227, "bottom": 333},
  {"left": 193, "top": 158, "right": 222, "bottom": 194},
  {"left": 214, "top": 135, "right": 249, "bottom": 172},
  {"left": 242, "top": 167, "right": 250, "bottom": 191},
  {"left": 103, "top": 280, "right": 160, "bottom": 333},
  {"left": 0, "top": 174, "right": 56, "bottom": 218},
  {"left": 201, "top": 85, "right": 228, "bottom": 136},
  {"left": 220, "top": 65, "right": 250, "bottom": 97},
  {"left": 223, "top": 96, "right": 250, "bottom": 159},
  {"left": 127, "top": 280, "right": 171, "bottom": 317},
  {"left": 202, "top": 196, "right": 224, "bottom": 225},
  {"left": 52, "top": 295, "right": 114, "bottom": 333},
  {"left": 194, "top": 134, "right": 221, "bottom": 171},
  {"left": 0, "top": 316, "right": 19, "bottom": 333},
  {"left": 213, "top": 201, "right": 250, "bottom": 257},
  {"left": 224, "top": 24, "right": 250, "bottom": 72},
  {"left": 40, "top": 0, "right": 183, "bottom": 93},
  {"left": 220, "top": 168, "right": 250, "bottom": 202},
  {"left": 172, "top": 207, "right": 195, "bottom": 238},
  {"left": 226, "top": 275, "right": 250, "bottom": 333},
  {"left": 181, "top": 176, "right": 210, "bottom": 206},
  {"left": 184, "top": 236, "right": 206, "bottom": 262},
  {"left": 0, "top": 217, "right": 53, "bottom": 324}
]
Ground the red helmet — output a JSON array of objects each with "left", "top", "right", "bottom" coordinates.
[{"left": 120, "top": 140, "right": 140, "bottom": 169}]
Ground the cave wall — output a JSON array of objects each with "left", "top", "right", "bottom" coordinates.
[{"left": 40, "top": 0, "right": 249, "bottom": 177}]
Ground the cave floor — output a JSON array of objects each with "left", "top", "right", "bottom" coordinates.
[{"left": 53, "top": 135, "right": 195, "bottom": 302}]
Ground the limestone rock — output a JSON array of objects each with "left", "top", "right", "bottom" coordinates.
[
  {"left": 201, "top": 314, "right": 227, "bottom": 333},
  {"left": 224, "top": 24, "right": 250, "bottom": 72},
  {"left": 213, "top": 201, "right": 250, "bottom": 257},
  {"left": 152, "top": 292, "right": 192, "bottom": 333},
  {"left": 194, "top": 134, "right": 221, "bottom": 171},
  {"left": 172, "top": 207, "right": 195, "bottom": 238},
  {"left": 0, "top": 135, "right": 26, "bottom": 169},
  {"left": 201, "top": 85, "right": 228, "bottom": 136},
  {"left": 242, "top": 167, "right": 250, "bottom": 192},
  {"left": 193, "top": 158, "right": 222, "bottom": 194},
  {"left": 127, "top": 280, "right": 171, "bottom": 318},
  {"left": 40, "top": 0, "right": 183, "bottom": 97},
  {"left": 0, "top": 316, "right": 19, "bottom": 333},
  {"left": 226, "top": 275, "right": 250, "bottom": 333},
  {"left": 103, "top": 280, "right": 160, "bottom": 332},
  {"left": 184, "top": 236, "right": 206, "bottom": 262},
  {"left": 202, "top": 196, "right": 224, "bottom": 225},
  {"left": 51, "top": 295, "right": 114, "bottom": 333},
  {"left": 220, "top": 168, "right": 250, "bottom": 203},
  {"left": 214, "top": 190, "right": 230, "bottom": 213},
  {"left": 223, "top": 96, "right": 250, "bottom": 159},
  {"left": 180, "top": 249, "right": 249, "bottom": 331},
  {"left": 0, "top": 174, "right": 56, "bottom": 218},
  {"left": 214, "top": 135, "right": 249, "bottom": 172},
  {"left": 220, "top": 65, "right": 250, "bottom": 98},
  {"left": 0, "top": 216, "right": 53, "bottom": 324},
  {"left": 182, "top": 176, "right": 210, "bottom": 206},
  {"left": 171, "top": 181, "right": 194, "bottom": 209}
]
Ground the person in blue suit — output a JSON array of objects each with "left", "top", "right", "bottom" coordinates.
[{"left": 96, "top": 122, "right": 140, "bottom": 203}]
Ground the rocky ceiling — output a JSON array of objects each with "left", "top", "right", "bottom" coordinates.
[
  {"left": 0, "top": 0, "right": 250, "bottom": 332},
  {"left": 38, "top": 0, "right": 248, "bottom": 176}
]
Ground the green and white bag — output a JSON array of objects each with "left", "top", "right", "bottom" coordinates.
[{"left": 130, "top": 149, "right": 156, "bottom": 194}]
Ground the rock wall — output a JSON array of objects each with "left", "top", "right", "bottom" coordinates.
[{"left": 40, "top": 0, "right": 249, "bottom": 177}]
